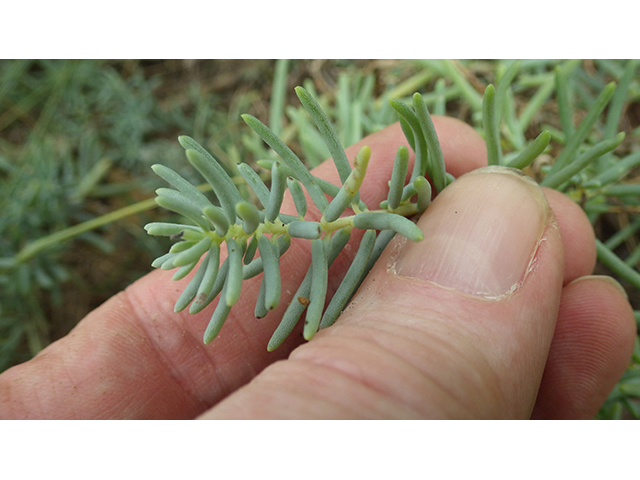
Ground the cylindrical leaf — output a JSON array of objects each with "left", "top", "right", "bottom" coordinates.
[
  {"left": 304, "top": 239, "right": 329, "bottom": 340},
  {"left": 258, "top": 235, "right": 281, "bottom": 312},
  {"left": 482, "top": 85, "right": 501, "bottom": 166},
  {"left": 172, "top": 260, "right": 198, "bottom": 281},
  {"left": 151, "top": 252, "right": 176, "bottom": 269},
  {"left": 323, "top": 146, "right": 370, "bottom": 223},
  {"left": 203, "top": 205, "right": 229, "bottom": 237},
  {"left": 288, "top": 221, "right": 322, "bottom": 239},
  {"left": 413, "top": 92, "right": 447, "bottom": 192},
  {"left": 286, "top": 177, "right": 307, "bottom": 218},
  {"left": 244, "top": 235, "right": 258, "bottom": 265},
  {"left": 550, "top": 82, "right": 616, "bottom": 171},
  {"left": 178, "top": 135, "right": 243, "bottom": 204},
  {"left": 353, "top": 212, "right": 423, "bottom": 242},
  {"left": 144, "top": 222, "right": 203, "bottom": 239},
  {"left": 505, "top": 131, "right": 551, "bottom": 170},
  {"left": 192, "top": 244, "right": 221, "bottom": 308},
  {"left": 413, "top": 176, "right": 432, "bottom": 212},
  {"left": 225, "top": 238, "right": 243, "bottom": 307},
  {"left": 267, "top": 228, "right": 350, "bottom": 351},
  {"left": 241, "top": 113, "right": 328, "bottom": 212},
  {"left": 185, "top": 148, "right": 240, "bottom": 223},
  {"left": 174, "top": 259, "right": 209, "bottom": 312},
  {"left": 189, "top": 258, "right": 229, "bottom": 314},
  {"left": 151, "top": 164, "right": 214, "bottom": 212},
  {"left": 203, "top": 278, "right": 232, "bottom": 344},
  {"left": 320, "top": 229, "right": 376, "bottom": 329},
  {"left": 155, "top": 188, "right": 210, "bottom": 232},
  {"left": 169, "top": 240, "right": 196, "bottom": 254},
  {"left": 172, "top": 236, "right": 212, "bottom": 268},
  {"left": 295, "top": 86, "right": 352, "bottom": 185},
  {"left": 389, "top": 99, "right": 428, "bottom": 182},
  {"left": 236, "top": 200, "right": 261, "bottom": 234},
  {"left": 254, "top": 280, "right": 269, "bottom": 319},
  {"left": 387, "top": 146, "right": 409, "bottom": 210},
  {"left": 237, "top": 163, "right": 270, "bottom": 208},
  {"left": 265, "top": 162, "right": 287, "bottom": 222}
]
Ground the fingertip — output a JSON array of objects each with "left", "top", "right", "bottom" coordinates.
[{"left": 532, "top": 275, "right": 636, "bottom": 419}]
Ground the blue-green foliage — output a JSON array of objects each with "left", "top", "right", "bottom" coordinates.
[{"left": 146, "top": 87, "right": 433, "bottom": 350}]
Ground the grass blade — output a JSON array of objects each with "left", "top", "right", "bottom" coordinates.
[
  {"left": 554, "top": 65, "right": 574, "bottom": 138},
  {"left": 549, "top": 82, "right": 616, "bottom": 172},
  {"left": 596, "top": 240, "right": 640, "bottom": 290},
  {"left": 541, "top": 132, "right": 625, "bottom": 189}
]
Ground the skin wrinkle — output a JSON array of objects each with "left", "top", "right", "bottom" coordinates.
[
  {"left": 298, "top": 326, "right": 493, "bottom": 418},
  {"left": 121, "top": 287, "right": 216, "bottom": 413},
  {"left": 224, "top": 357, "right": 420, "bottom": 419},
  {"left": 111, "top": 289, "right": 212, "bottom": 416},
  {"left": 358, "top": 309, "right": 505, "bottom": 416},
  {"left": 293, "top": 334, "right": 438, "bottom": 417}
]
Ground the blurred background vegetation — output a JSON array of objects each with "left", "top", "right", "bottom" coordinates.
[{"left": 1, "top": 59, "right": 639, "bottom": 417}]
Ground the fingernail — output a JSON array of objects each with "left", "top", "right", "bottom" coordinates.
[{"left": 394, "top": 166, "right": 550, "bottom": 297}]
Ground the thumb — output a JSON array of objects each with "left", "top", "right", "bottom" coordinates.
[{"left": 202, "top": 166, "right": 563, "bottom": 419}]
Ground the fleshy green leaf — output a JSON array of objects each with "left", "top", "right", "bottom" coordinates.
[
  {"left": 353, "top": 212, "right": 423, "bottom": 242},
  {"left": 387, "top": 146, "right": 409, "bottom": 210}
]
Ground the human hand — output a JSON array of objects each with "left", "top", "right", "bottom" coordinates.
[{"left": 0, "top": 118, "right": 635, "bottom": 419}]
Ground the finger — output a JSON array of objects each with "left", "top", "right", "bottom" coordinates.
[
  {"left": 0, "top": 117, "right": 487, "bottom": 419},
  {"left": 531, "top": 275, "right": 636, "bottom": 419},
  {"left": 542, "top": 187, "right": 596, "bottom": 285},
  {"left": 528, "top": 188, "right": 634, "bottom": 418},
  {"left": 203, "top": 168, "right": 568, "bottom": 418}
]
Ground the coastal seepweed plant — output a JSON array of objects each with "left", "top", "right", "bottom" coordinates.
[
  {"left": 145, "top": 86, "right": 443, "bottom": 350},
  {"left": 145, "top": 81, "right": 627, "bottom": 352}
]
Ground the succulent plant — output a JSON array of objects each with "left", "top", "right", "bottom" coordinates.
[{"left": 146, "top": 79, "right": 629, "bottom": 351}]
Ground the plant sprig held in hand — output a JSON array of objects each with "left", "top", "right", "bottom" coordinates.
[
  {"left": 145, "top": 86, "right": 442, "bottom": 350},
  {"left": 145, "top": 81, "right": 622, "bottom": 351}
]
